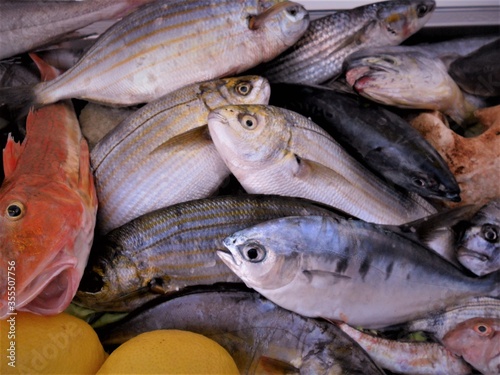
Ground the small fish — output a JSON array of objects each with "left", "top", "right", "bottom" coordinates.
[
  {"left": 337, "top": 322, "right": 472, "bottom": 375},
  {"left": 457, "top": 198, "right": 500, "bottom": 276},
  {"left": 207, "top": 104, "right": 436, "bottom": 225},
  {"left": 219, "top": 215, "right": 500, "bottom": 329},
  {"left": 449, "top": 38, "right": 500, "bottom": 97},
  {"left": 253, "top": 0, "right": 435, "bottom": 84},
  {"left": 0, "top": 55, "right": 97, "bottom": 318},
  {"left": 269, "top": 83, "right": 460, "bottom": 201},
  {"left": 74, "top": 195, "right": 345, "bottom": 312},
  {"left": 442, "top": 317, "right": 500, "bottom": 375},
  {"left": 399, "top": 296, "right": 500, "bottom": 341},
  {"left": 91, "top": 76, "right": 270, "bottom": 234},
  {"left": 345, "top": 46, "right": 476, "bottom": 124},
  {"left": 98, "top": 285, "right": 385, "bottom": 375},
  {"left": 0, "top": 0, "right": 309, "bottom": 110},
  {"left": 0, "top": 0, "right": 156, "bottom": 60}
]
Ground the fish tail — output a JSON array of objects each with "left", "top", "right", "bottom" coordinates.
[{"left": 0, "top": 85, "right": 38, "bottom": 119}]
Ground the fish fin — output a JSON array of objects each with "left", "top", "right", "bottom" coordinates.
[
  {"left": 29, "top": 53, "right": 62, "bottom": 82},
  {"left": 78, "top": 138, "right": 98, "bottom": 210},
  {"left": 150, "top": 125, "right": 210, "bottom": 155},
  {"left": 255, "top": 356, "right": 299, "bottom": 374},
  {"left": 2, "top": 134, "right": 23, "bottom": 178},
  {"left": 303, "top": 269, "right": 352, "bottom": 284}
]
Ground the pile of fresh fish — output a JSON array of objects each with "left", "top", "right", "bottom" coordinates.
[{"left": 0, "top": 0, "right": 499, "bottom": 374}]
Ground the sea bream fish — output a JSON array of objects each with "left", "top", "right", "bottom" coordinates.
[
  {"left": 98, "top": 285, "right": 385, "bottom": 375},
  {"left": 0, "top": 55, "right": 97, "bottom": 319},
  {"left": 0, "top": 0, "right": 309, "bottom": 109},
  {"left": 252, "top": 0, "right": 435, "bottom": 84},
  {"left": 269, "top": 83, "right": 460, "bottom": 202},
  {"left": 207, "top": 104, "right": 436, "bottom": 225},
  {"left": 218, "top": 215, "right": 500, "bottom": 329},
  {"left": 0, "top": 0, "right": 156, "bottom": 60}
]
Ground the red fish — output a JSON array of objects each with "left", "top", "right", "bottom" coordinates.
[
  {"left": 442, "top": 317, "right": 500, "bottom": 375},
  {"left": 0, "top": 55, "right": 97, "bottom": 318}
]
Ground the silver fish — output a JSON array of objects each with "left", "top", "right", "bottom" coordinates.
[
  {"left": 253, "top": 0, "right": 435, "bottom": 84},
  {"left": 98, "top": 286, "right": 385, "bottom": 375},
  {"left": 0, "top": 0, "right": 155, "bottom": 60},
  {"left": 219, "top": 215, "right": 500, "bottom": 329},
  {"left": 91, "top": 76, "right": 269, "bottom": 234},
  {"left": 457, "top": 198, "right": 500, "bottom": 276},
  {"left": 207, "top": 104, "right": 436, "bottom": 225},
  {"left": 0, "top": 0, "right": 309, "bottom": 109}
]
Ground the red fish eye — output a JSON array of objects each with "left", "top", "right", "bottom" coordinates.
[
  {"left": 474, "top": 323, "right": 492, "bottom": 336},
  {"left": 5, "top": 201, "right": 25, "bottom": 221}
]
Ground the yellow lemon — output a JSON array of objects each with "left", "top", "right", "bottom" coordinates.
[
  {"left": 96, "top": 329, "right": 239, "bottom": 374},
  {"left": 0, "top": 311, "right": 106, "bottom": 374}
]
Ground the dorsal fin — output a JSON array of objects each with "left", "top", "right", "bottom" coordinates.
[
  {"left": 2, "top": 134, "right": 23, "bottom": 178},
  {"left": 29, "top": 53, "right": 62, "bottom": 82}
]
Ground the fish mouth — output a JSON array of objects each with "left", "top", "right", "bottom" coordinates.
[
  {"left": 217, "top": 248, "right": 241, "bottom": 268},
  {"left": 444, "top": 191, "right": 461, "bottom": 202},
  {"left": 456, "top": 246, "right": 490, "bottom": 263}
]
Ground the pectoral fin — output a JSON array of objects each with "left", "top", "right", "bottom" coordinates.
[
  {"left": 150, "top": 125, "right": 210, "bottom": 155},
  {"left": 2, "top": 134, "right": 23, "bottom": 178},
  {"left": 255, "top": 356, "right": 299, "bottom": 375}
]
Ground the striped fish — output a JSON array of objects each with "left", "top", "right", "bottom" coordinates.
[
  {"left": 92, "top": 75, "right": 270, "bottom": 234},
  {"left": 0, "top": 0, "right": 309, "bottom": 109},
  {"left": 74, "top": 195, "right": 345, "bottom": 312},
  {"left": 253, "top": 0, "right": 435, "bottom": 84}
]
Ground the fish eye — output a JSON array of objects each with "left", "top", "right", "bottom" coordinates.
[
  {"left": 474, "top": 323, "right": 492, "bottom": 336},
  {"left": 412, "top": 178, "right": 426, "bottom": 188},
  {"left": 239, "top": 114, "right": 258, "bottom": 130},
  {"left": 241, "top": 243, "right": 266, "bottom": 263},
  {"left": 286, "top": 5, "right": 301, "bottom": 19},
  {"left": 6, "top": 201, "right": 25, "bottom": 220},
  {"left": 235, "top": 82, "right": 252, "bottom": 96},
  {"left": 481, "top": 224, "right": 498, "bottom": 242},
  {"left": 416, "top": 4, "right": 429, "bottom": 18}
]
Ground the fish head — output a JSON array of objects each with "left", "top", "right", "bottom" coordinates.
[
  {"left": 249, "top": 1, "right": 309, "bottom": 58},
  {"left": 218, "top": 219, "right": 304, "bottom": 290},
  {"left": 375, "top": 0, "right": 435, "bottom": 44},
  {"left": 0, "top": 175, "right": 93, "bottom": 318},
  {"left": 457, "top": 199, "right": 500, "bottom": 276},
  {"left": 201, "top": 75, "right": 271, "bottom": 109},
  {"left": 207, "top": 104, "right": 289, "bottom": 169},
  {"left": 442, "top": 317, "right": 500, "bottom": 374}
]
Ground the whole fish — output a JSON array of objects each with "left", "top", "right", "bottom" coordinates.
[
  {"left": 91, "top": 76, "right": 269, "bottom": 234},
  {"left": 252, "top": 0, "right": 435, "bottom": 84},
  {"left": 0, "top": 55, "right": 97, "bottom": 319},
  {"left": 207, "top": 104, "right": 436, "bottom": 225},
  {"left": 449, "top": 38, "right": 500, "bottom": 97},
  {"left": 337, "top": 323, "right": 472, "bottom": 375},
  {"left": 345, "top": 46, "right": 476, "bottom": 124},
  {"left": 218, "top": 215, "right": 500, "bottom": 329},
  {"left": 442, "top": 317, "right": 500, "bottom": 375},
  {"left": 98, "top": 285, "right": 385, "bottom": 375},
  {"left": 74, "top": 195, "right": 345, "bottom": 312},
  {"left": 0, "top": 0, "right": 309, "bottom": 109},
  {"left": 399, "top": 296, "right": 500, "bottom": 341},
  {"left": 457, "top": 198, "right": 500, "bottom": 276},
  {"left": 269, "top": 83, "right": 460, "bottom": 202},
  {"left": 0, "top": 0, "right": 156, "bottom": 60}
]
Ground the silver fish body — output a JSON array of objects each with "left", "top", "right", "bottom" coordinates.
[
  {"left": 19, "top": 0, "right": 309, "bottom": 107},
  {"left": 207, "top": 104, "right": 436, "bottom": 225},
  {"left": 219, "top": 215, "right": 500, "bottom": 329},
  {"left": 75, "top": 195, "right": 345, "bottom": 312},
  {"left": 91, "top": 76, "right": 269, "bottom": 234},
  {"left": 457, "top": 198, "right": 500, "bottom": 276},
  {"left": 98, "top": 286, "right": 385, "bottom": 375},
  {"left": 253, "top": 0, "right": 435, "bottom": 84}
]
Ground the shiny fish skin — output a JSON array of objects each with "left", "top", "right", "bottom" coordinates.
[
  {"left": 457, "top": 198, "right": 500, "bottom": 276},
  {"left": 0, "top": 0, "right": 155, "bottom": 60},
  {"left": 219, "top": 215, "right": 500, "bottom": 329},
  {"left": 74, "top": 195, "right": 345, "bottom": 312},
  {"left": 2, "top": 0, "right": 309, "bottom": 109},
  {"left": 269, "top": 83, "right": 460, "bottom": 202},
  {"left": 91, "top": 76, "right": 270, "bottom": 234},
  {"left": 253, "top": 0, "right": 435, "bottom": 84},
  {"left": 98, "top": 286, "right": 385, "bottom": 375},
  {"left": 207, "top": 104, "right": 436, "bottom": 225}
]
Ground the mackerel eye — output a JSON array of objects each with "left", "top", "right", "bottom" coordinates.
[
  {"left": 481, "top": 224, "right": 498, "bottom": 243},
  {"left": 412, "top": 177, "right": 426, "bottom": 188},
  {"left": 473, "top": 323, "right": 493, "bottom": 337},
  {"left": 239, "top": 114, "right": 258, "bottom": 130},
  {"left": 6, "top": 201, "right": 25, "bottom": 220},
  {"left": 242, "top": 243, "right": 266, "bottom": 263},
  {"left": 416, "top": 4, "right": 429, "bottom": 18},
  {"left": 235, "top": 82, "right": 252, "bottom": 96}
]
